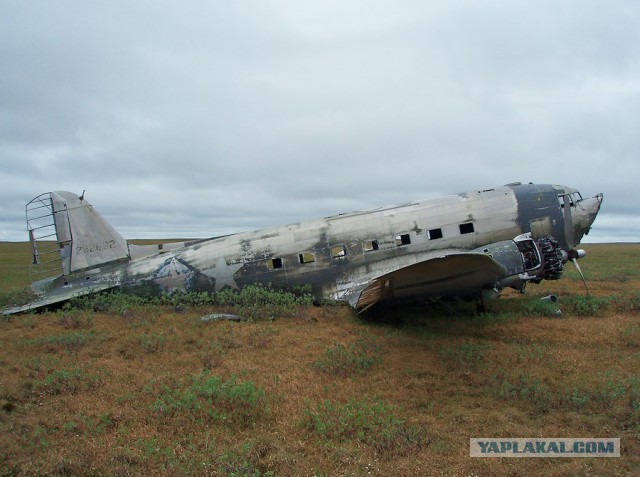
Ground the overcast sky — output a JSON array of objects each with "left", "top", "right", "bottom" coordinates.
[{"left": 1, "top": 1, "right": 638, "bottom": 243}]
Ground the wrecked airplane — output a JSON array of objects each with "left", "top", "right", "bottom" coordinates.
[{"left": 3, "top": 183, "right": 602, "bottom": 314}]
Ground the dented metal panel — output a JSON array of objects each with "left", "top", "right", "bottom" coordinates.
[{"left": 3, "top": 183, "right": 603, "bottom": 315}]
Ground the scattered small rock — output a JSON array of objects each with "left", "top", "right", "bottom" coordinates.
[{"left": 200, "top": 313, "right": 247, "bottom": 323}]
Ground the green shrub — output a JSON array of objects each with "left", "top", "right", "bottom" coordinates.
[
  {"left": 563, "top": 296, "right": 611, "bottom": 316},
  {"left": 153, "top": 373, "right": 267, "bottom": 425},
  {"left": 79, "top": 412, "right": 115, "bottom": 436},
  {"left": 57, "top": 306, "right": 94, "bottom": 329},
  {"left": 69, "top": 291, "right": 151, "bottom": 315},
  {"left": 160, "top": 290, "right": 213, "bottom": 308},
  {"left": 201, "top": 342, "right": 225, "bottom": 369},
  {"left": 28, "top": 366, "right": 104, "bottom": 395},
  {"left": 162, "top": 284, "right": 314, "bottom": 312},
  {"left": 139, "top": 333, "right": 166, "bottom": 353},
  {"left": 18, "top": 330, "right": 94, "bottom": 354},
  {"left": 489, "top": 371, "right": 556, "bottom": 412},
  {"left": 569, "top": 387, "right": 590, "bottom": 411},
  {"left": 592, "top": 370, "right": 627, "bottom": 409},
  {"left": 314, "top": 335, "right": 384, "bottom": 377},
  {"left": 135, "top": 436, "right": 186, "bottom": 471},
  {"left": 612, "top": 291, "right": 640, "bottom": 313},
  {"left": 69, "top": 284, "right": 315, "bottom": 320},
  {"left": 302, "top": 398, "right": 429, "bottom": 456},
  {"left": 0, "top": 288, "right": 37, "bottom": 309},
  {"left": 212, "top": 284, "right": 314, "bottom": 320},
  {"left": 489, "top": 369, "right": 638, "bottom": 413}
]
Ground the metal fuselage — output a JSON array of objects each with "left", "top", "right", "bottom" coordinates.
[{"left": 11, "top": 182, "right": 602, "bottom": 313}]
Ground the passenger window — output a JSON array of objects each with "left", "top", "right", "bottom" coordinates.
[
  {"left": 331, "top": 245, "right": 346, "bottom": 258},
  {"left": 459, "top": 223, "right": 475, "bottom": 234},
  {"left": 298, "top": 252, "right": 315, "bottom": 264},
  {"left": 267, "top": 258, "right": 283, "bottom": 270},
  {"left": 395, "top": 234, "right": 411, "bottom": 246},
  {"left": 363, "top": 240, "right": 379, "bottom": 252},
  {"left": 429, "top": 228, "right": 443, "bottom": 240}
]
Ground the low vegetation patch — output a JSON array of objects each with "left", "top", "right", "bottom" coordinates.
[
  {"left": 56, "top": 306, "right": 94, "bottom": 329},
  {"left": 139, "top": 332, "right": 166, "bottom": 354},
  {"left": 216, "top": 441, "right": 275, "bottom": 477},
  {"left": 488, "top": 368, "right": 640, "bottom": 414},
  {"left": 26, "top": 366, "right": 105, "bottom": 396},
  {"left": 67, "top": 284, "right": 315, "bottom": 320},
  {"left": 69, "top": 291, "right": 150, "bottom": 316},
  {"left": 18, "top": 330, "right": 95, "bottom": 354},
  {"left": 0, "top": 288, "right": 37, "bottom": 310},
  {"left": 562, "top": 295, "right": 611, "bottom": 316},
  {"left": 63, "top": 412, "right": 115, "bottom": 437},
  {"left": 438, "top": 341, "right": 492, "bottom": 369},
  {"left": 314, "top": 334, "right": 384, "bottom": 377},
  {"left": 490, "top": 371, "right": 557, "bottom": 413},
  {"left": 612, "top": 291, "right": 640, "bottom": 313},
  {"left": 152, "top": 372, "right": 268, "bottom": 426},
  {"left": 0, "top": 242, "right": 638, "bottom": 475},
  {"left": 302, "top": 397, "right": 430, "bottom": 457}
]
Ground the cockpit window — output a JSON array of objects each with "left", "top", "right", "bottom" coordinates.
[{"left": 558, "top": 192, "right": 582, "bottom": 208}]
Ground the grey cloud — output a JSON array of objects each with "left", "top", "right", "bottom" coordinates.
[{"left": 1, "top": 0, "right": 638, "bottom": 243}]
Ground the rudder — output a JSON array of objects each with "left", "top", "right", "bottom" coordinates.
[{"left": 27, "top": 191, "right": 129, "bottom": 281}]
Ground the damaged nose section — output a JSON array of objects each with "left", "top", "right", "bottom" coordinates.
[
  {"left": 572, "top": 193, "right": 603, "bottom": 246},
  {"left": 591, "top": 193, "right": 604, "bottom": 225},
  {"left": 563, "top": 193, "right": 602, "bottom": 298},
  {"left": 583, "top": 193, "right": 603, "bottom": 237}
]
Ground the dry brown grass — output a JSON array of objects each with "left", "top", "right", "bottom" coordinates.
[{"left": 0, "top": 243, "right": 639, "bottom": 475}]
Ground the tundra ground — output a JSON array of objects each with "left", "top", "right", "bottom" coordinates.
[{"left": 0, "top": 243, "right": 639, "bottom": 476}]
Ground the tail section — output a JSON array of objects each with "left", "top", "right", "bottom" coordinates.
[{"left": 27, "top": 191, "right": 129, "bottom": 281}]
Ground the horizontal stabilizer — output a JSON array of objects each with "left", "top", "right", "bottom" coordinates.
[{"left": 2, "top": 281, "right": 118, "bottom": 315}]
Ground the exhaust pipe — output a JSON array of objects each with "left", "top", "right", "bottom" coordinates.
[
  {"left": 540, "top": 295, "right": 559, "bottom": 303},
  {"left": 539, "top": 294, "right": 562, "bottom": 317}
]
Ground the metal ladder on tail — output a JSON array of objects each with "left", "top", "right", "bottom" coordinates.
[{"left": 26, "top": 193, "right": 68, "bottom": 283}]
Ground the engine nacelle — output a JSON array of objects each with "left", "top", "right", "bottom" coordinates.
[{"left": 474, "top": 233, "right": 565, "bottom": 292}]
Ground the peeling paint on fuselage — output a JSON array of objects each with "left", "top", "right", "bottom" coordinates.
[
  {"left": 119, "top": 185, "right": 528, "bottom": 302},
  {"left": 13, "top": 182, "right": 601, "bottom": 314}
]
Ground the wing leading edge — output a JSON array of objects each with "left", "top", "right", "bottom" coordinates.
[{"left": 355, "top": 253, "right": 508, "bottom": 309}]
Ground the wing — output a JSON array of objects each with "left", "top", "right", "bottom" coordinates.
[{"left": 355, "top": 253, "right": 507, "bottom": 309}]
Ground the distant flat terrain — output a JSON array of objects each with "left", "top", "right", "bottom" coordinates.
[{"left": 1, "top": 242, "right": 639, "bottom": 475}]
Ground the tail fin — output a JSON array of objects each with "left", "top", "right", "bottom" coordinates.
[{"left": 27, "top": 191, "right": 129, "bottom": 280}]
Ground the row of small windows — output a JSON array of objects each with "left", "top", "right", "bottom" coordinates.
[
  {"left": 394, "top": 222, "right": 473, "bottom": 245},
  {"left": 266, "top": 222, "right": 476, "bottom": 270}
]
